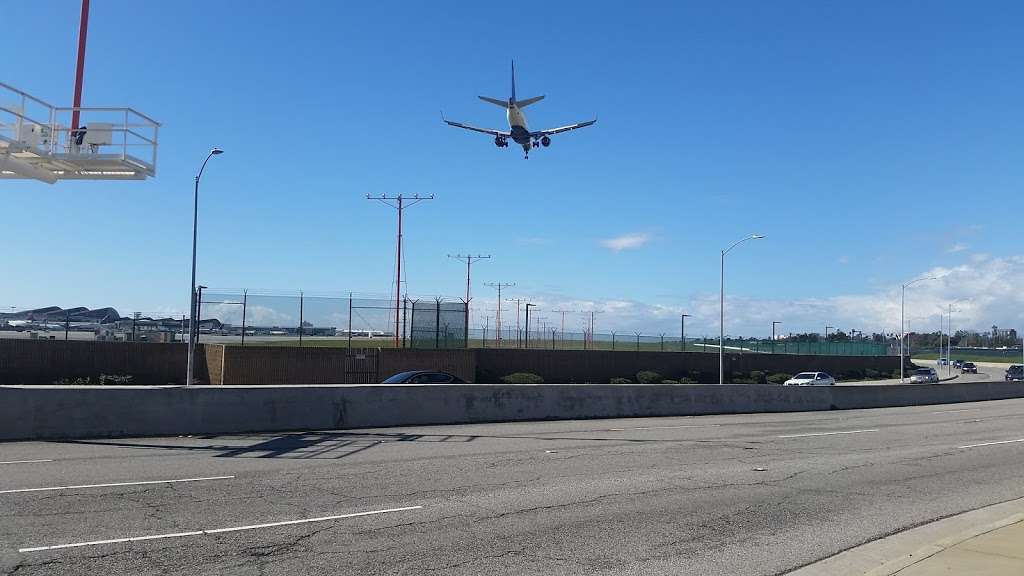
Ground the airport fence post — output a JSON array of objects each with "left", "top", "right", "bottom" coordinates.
[
  {"left": 636, "top": 332, "right": 640, "bottom": 352},
  {"left": 347, "top": 292, "right": 353, "bottom": 349},
  {"left": 551, "top": 329, "right": 555, "bottom": 350},
  {"left": 298, "top": 291, "right": 304, "bottom": 347},
  {"left": 196, "top": 286, "right": 204, "bottom": 345},
  {"left": 462, "top": 298, "right": 469, "bottom": 349},
  {"left": 402, "top": 297, "right": 408, "bottom": 348},
  {"left": 65, "top": 311, "right": 70, "bottom": 341},
  {"left": 241, "top": 289, "right": 247, "bottom": 347},
  {"left": 612, "top": 332, "right": 616, "bottom": 351},
  {"left": 410, "top": 300, "right": 417, "bottom": 348},
  {"left": 661, "top": 334, "right": 665, "bottom": 352},
  {"left": 435, "top": 297, "right": 441, "bottom": 349}
]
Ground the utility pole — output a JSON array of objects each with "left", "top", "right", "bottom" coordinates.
[
  {"left": 582, "top": 310, "right": 605, "bottom": 350},
  {"left": 551, "top": 309, "right": 577, "bottom": 349},
  {"left": 449, "top": 254, "right": 490, "bottom": 347},
  {"left": 367, "top": 193, "right": 434, "bottom": 347},
  {"left": 132, "top": 311, "right": 141, "bottom": 341},
  {"left": 772, "top": 321, "right": 781, "bottom": 353},
  {"left": 484, "top": 282, "right": 515, "bottom": 347}
]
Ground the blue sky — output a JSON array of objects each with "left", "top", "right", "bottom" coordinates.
[{"left": 3, "top": 1, "right": 1023, "bottom": 337}]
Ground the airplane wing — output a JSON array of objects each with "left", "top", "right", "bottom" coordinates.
[
  {"left": 443, "top": 118, "right": 510, "bottom": 137},
  {"left": 530, "top": 118, "right": 596, "bottom": 137}
]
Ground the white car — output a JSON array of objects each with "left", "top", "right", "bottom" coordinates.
[
  {"left": 784, "top": 372, "right": 836, "bottom": 386},
  {"left": 909, "top": 367, "right": 939, "bottom": 383}
]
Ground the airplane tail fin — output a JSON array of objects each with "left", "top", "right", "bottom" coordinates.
[
  {"left": 515, "top": 95, "right": 544, "bottom": 108},
  {"left": 478, "top": 95, "right": 510, "bottom": 108}
]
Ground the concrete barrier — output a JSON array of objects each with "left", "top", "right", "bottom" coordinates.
[{"left": 4, "top": 381, "right": 1024, "bottom": 441}]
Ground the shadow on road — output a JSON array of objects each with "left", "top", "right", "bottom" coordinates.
[{"left": 54, "top": 429, "right": 659, "bottom": 460}]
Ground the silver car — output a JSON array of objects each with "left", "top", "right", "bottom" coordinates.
[
  {"left": 784, "top": 372, "right": 836, "bottom": 386},
  {"left": 909, "top": 368, "right": 939, "bottom": 383}
]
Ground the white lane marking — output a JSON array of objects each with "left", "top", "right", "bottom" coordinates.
[
  {"left": 777, "top": 429, "right": 879, "bottom": 439},
  {"left": 959, "top": 438, "right": 1024, "bottom": 449},
  {"left": 932, "top": 409, "right": 979, "bottom": 414},
  {"left": 0, "top": 475, "right": 234, "bottom": 495},
  {"left": 608, "top": 425, "right": 721, "bottom": 431},
  {"left": 18, "top": 505, "right": 424, "bottom": 552},
  {"left": 0, "top": 459, "right": 53, "bottom": 465}
]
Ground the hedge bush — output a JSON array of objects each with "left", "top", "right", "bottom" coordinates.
[
  {"left": 766, "top": 373, "right": 792, "bottom": 385},
  {"left": 636, "top": 370, "right": 663, "bottom": 384},
  {"left": 501, "top": 372, "right": 544, "bottom": 384},
  {"left": 610, "top": 377, "right": 633, "bottom": 384}
]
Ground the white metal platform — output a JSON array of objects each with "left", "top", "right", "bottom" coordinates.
[{"left": 0, "top": 82, "right": 159, "bottom": 184}]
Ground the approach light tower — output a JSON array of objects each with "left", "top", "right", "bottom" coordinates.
[{"left": 367, "top": 194, "right": 434, "bottom": 346}]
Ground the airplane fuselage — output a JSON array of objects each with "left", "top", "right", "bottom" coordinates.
[
  {"left": 507, "top": 103, "right": 531, "bottom": 151},
  {"left": 443, "top": 61, "right": 595, "bottom": 159}
]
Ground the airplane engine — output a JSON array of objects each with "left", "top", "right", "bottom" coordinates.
[
  {"left": 541, "top": 136, "right": 551, "bottom": 147},
  {"left": 494, "top": 136, "right": 505, "bottom": 147}
]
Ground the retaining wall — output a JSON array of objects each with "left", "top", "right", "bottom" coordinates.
[
  {"left": 0, "top": 339, "right": 207, "bottom": 385},
  {"left": 475, "top": 349, "right": 900, "bottom": 383},
  {"left": 0, "top": 339, "right": 899, "bottom": 385},
  {"left": 3, "top": 380, "right": 1023, "bottom": 441}
]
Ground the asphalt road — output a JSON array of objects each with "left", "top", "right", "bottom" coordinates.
[{"left": 3, "top": 396, "right": 1024, "bottom": 575}]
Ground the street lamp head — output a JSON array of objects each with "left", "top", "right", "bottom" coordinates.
[{"left": 210, "top": 148, "right": 224, "bottom": 155}]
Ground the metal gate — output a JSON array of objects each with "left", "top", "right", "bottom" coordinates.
[{"left": 343, "top": 348, "right": 379, "bottom": 383}]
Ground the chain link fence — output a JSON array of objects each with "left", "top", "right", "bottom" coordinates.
[
  {"left": 195, "top": 291, "right": 467, "bottom": 349},
  {"left": 2, "top": 297, "right": 890, "bottom": 355},
  {"left": 468, "top": 327, "right": 889, "bottom": 356}
]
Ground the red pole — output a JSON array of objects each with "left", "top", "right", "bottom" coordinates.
[
  {"left": 395, "top": 196, "right": 403, "bottom": 347},
  {"left": 71, "top": 0, "right": 91, "bottom": 132}
]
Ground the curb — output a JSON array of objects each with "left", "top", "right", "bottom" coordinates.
[{"left": 786, "top": 497, "right": 1024, "bottom": 575}]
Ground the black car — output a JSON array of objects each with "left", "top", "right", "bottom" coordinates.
[
  {"left": 1006, "top": 365, "right": 1024, "bottom": 382},
  {"left": 961, "top": 362, "right": 978, "bottom": 374},
  {"left": 381, "top": 370, "right": 465, "bottom": 384}
]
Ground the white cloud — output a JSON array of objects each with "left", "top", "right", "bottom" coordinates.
[
  {"left": 470, "top": 255, "right": 1024, "bottom": 338},
  {"left": 600, "top": 232, "right": 650, "bottom": 252},
  {"left": 948, "top": 243, "right": 969, "bottom": 253}
]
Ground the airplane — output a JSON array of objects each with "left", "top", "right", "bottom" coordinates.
[{"left": 443, "top": 62, "right": 596, "bottom": 159}]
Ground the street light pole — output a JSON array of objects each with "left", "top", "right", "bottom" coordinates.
[
  {"left": 772, "top": 321, "right": 781, "bottom": 353},
  {"left": 720, "top": 234, "right": 765, "bottom": 385},
  {"left": 900, "top": 276, "right": 938, "bottom": 383},
  {"left": 186, "top": 148, "right": 222, "bottom": 387},
  {"left": 524, "top": 303, "right": 537, "bottom": 348},
  {"left": 681, "top": 313, "right": 691, "bottom": 352}
]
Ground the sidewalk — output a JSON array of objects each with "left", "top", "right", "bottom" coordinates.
[
  {"left": 891, "top": 518, "right": 1024, "bottom": 575},
  {"left": 789, "top": 497, "right": 1024, "bottom": 575}
]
